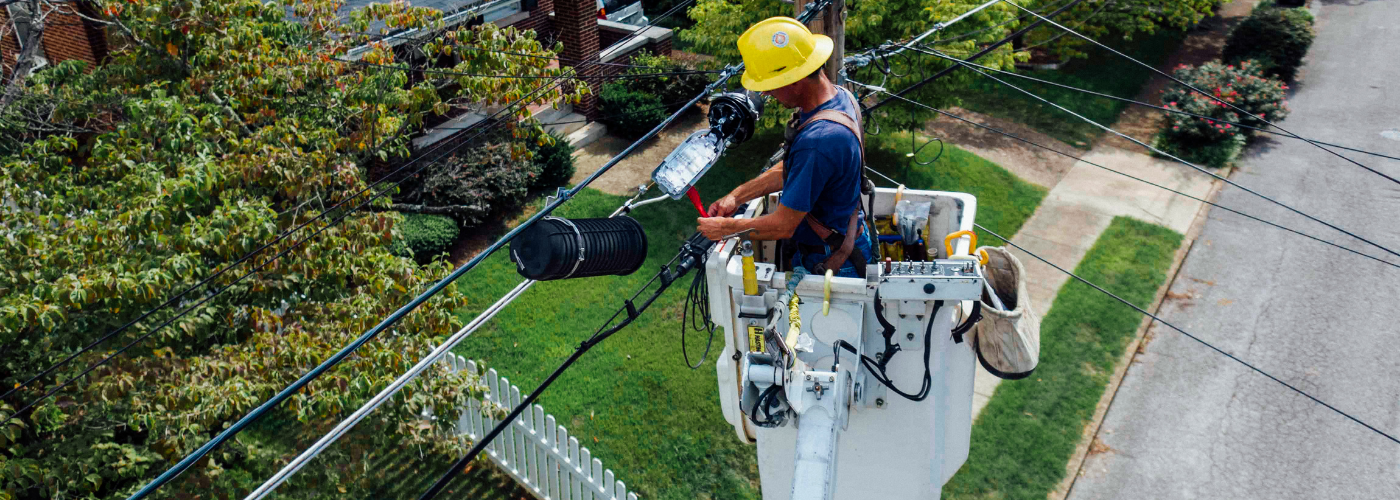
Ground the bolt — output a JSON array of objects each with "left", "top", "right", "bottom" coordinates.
[
  {"left": 805, "top": 374, "right": 812, "bottom": 381},
  {"left": 875, "top": 398, "right": 885, "bottom": 408},
  {"left": 875, "top": 352, "right": 883, "bottom": 362},
  {"left": 907, "top": 333, "right": 915, "bottom": 341},
  {"left": 829, "top": 376, "right": 835, "bottom": 382}
]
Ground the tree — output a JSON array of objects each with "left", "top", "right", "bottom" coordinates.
[
  {"left": 1015, "top": 0, "right": 1228, "bottom": 61},
  {"left": 681, "top": 0, "right": 1025, "bottom": 130},
  {"left": 0, "top": 0, "right": 581, "bottom": 496}
]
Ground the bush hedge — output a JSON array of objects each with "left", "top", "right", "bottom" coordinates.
[
  {"left": 598, "top": 84, "right": 671, "bottom": 140},
  {"left": 409, "top": 137, "right": 540, "bottom": 225},
  {"left": 621, "top": 51, "right": 712, "bottom": 111},
  {"left": 1222, "top": 1, "right": 1315, "bottom": 81},
  {"left": 530, "top": 131, "right": 576, "bottom": 192},
  {"left": 394, "top": 213, "right": 459, "bottom": 261},
  {"left": 1156, "top": 60, "right": 1288, "bottom": 169}
]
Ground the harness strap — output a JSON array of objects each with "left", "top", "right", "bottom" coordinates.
[{"left": 785, "top": 87, "right": 870, "bottom": 278}]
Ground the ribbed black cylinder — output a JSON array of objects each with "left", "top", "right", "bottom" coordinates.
[{"left": 510, "top": 217, "right": 649, "bottom": 281}]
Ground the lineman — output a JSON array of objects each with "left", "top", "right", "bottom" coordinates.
[{"left": 697, "top": 17, "right": 873, "bottom": 278}]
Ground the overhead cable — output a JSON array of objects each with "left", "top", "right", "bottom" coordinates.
[
  {"left": 997, "top": 0, "right": 1400, "bottom": 186},
  {"left": 862, "top": 0, "right": 1089, "bottom": 114},
  {"left": 854, "top": 82, "right": 1400, "bottom": 271},
  {"left": 966, "top": 222, "right": 1400, "bottom": 446},
  {"left": 124, "top": 3, "right": 704, "bottom": 497},
  {"left": 932, "top": 60, "right": 1400, "bottom": 163},
  {"left": 909, "top": 45, "right": 1400, "bottom": 262}
]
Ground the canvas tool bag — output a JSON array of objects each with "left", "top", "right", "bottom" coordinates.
[{"left": 970, "top": 246, "right": 1041, "bottom": 379}]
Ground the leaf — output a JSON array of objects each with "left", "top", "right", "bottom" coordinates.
[{"left": 166, "top": 43, "right": 179, "bottom": 57}]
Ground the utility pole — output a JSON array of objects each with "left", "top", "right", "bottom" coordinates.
[{"left": 795, "top": 0, "right": 845, "bottom": 84}]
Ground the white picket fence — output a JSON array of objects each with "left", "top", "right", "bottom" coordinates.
[{"left": 441, "top": 353, "right": 640, "bottom": 500}]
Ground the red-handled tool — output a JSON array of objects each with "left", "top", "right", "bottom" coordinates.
[{"left": 686, "top": 186, "right": 709, "bottom": 217}]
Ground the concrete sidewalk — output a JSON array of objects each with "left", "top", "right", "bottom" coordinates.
[{"left": 971, "top": 146, "right": 1216, "bottom": 415}]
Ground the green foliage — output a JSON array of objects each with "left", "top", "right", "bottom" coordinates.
[
  {"left": 958, "top": 28, "right": 1187, "bottom": 146},
  {"left": 618, "top": 51, "right": 712, "bottom": 112},
  {"left": 1158, "top": 60, "right": 1289, "bottom": 151},
  {"left": 530, "top": 132, "right": 576, "bottom": 192},
  {"left": 1019, "top": 0, "right": 1226, "bottom": 61},
  {"left": 397, "top": 213, "right": 460, "bottom": 261},
  {"left": 682, "top": 0, "right": 1025, "bottom": 130},
  {"left": 943, "top": 217, "right": 1182, "bottom": 500},
  {"left": 0, "top": 0, "right": 583, "bottom": 496},
  {"left": 598, "top": 84, "right": 672, "bottom": 140},
  {"left": 1222, "top": 1, "right": 1316, "bottom": 81},
  {"left": 409, "top": 137, "right": 542, "bottom": 225},
  {"left": 1154, "top": 131, "right": 1246, "bottom": 169}
]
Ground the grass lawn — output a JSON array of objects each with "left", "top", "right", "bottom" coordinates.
[
  {"left": 450, "top": 125, "right": 1045, "bottom": 499},
  {"left": 955, "top": 29, "right": 1188, "bottom": 147},
  {"left": 942, "top": 216, "right": 1183, "bottom": 500}
]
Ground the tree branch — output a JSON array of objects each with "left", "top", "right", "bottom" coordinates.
[{"left": 362, "top": 203, "right": 482, "bottom": 217}]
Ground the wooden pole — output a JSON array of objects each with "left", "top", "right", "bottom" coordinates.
[{"left": 795, "top": 0, "right": 845, "bottom": 83}]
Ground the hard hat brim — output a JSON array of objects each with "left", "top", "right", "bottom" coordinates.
[{"left": 740, "top": 35, "right": 834, "bottom": 92}]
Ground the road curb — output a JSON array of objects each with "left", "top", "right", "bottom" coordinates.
[{"left": 1049, "top": 168, "right": 1228, "bottom": 500}]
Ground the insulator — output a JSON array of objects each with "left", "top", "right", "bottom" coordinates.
[{"left": 510, "top": 217, "right": 648, "bottom": 281}]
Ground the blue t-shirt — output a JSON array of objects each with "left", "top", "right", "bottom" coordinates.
[{"left": 780, "top": 87, "right": 863, "bottom": 246}]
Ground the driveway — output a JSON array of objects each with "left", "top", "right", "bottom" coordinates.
[{"left": 1067, "top": 1, "right": 1400, "bottom": 499}]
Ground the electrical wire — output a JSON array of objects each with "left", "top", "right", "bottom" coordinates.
[
  {"left": 855, "top": 82, "right": 1400, "bottom": 272},
  {"left": 1014, "top": 0, "right": 1113, "bottom": 52},
  {"left": 681, "top": 260, "right": 718, "bottom": 370},
  {"left": 921, "top": 61, "right": 1400, "bottom": 163},
  {"left": 968, "top": 222, "right": 1400, "bottom": 446},
  {"left": 997, "top": 0, "right": 1400, "bottom": 186},
  {"left": 863, "top": 0, "right": 1089, "bottom": 114},
  {"left": 926, "top": 0, "right": 1078, "bottom": 44},
  {"left": 343, "top": 58, "right": 722, "bottom": 80},
  {"left": 3, "top": 61, "right": 574, "bottom": 431},
  {"left": 126, "top": 4, "right": 713, "bottom": 497},
  {"left": 910, "top": 45, "right": 1400, "bottom": 262}
]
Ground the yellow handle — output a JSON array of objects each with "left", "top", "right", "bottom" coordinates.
[
  {"left": 822, "top": 269, "right": 833, "bottom": 316},
  {"left": 944, "top": 230, "right": 977, "bottom": 258},
  {"left": 741, "top": 255, "right": 758, "bottom": 296},
  {"left": 894, "top": 185, "right": 906, "bottom": 205},
  {"left": 977, "top": 248, "right": 990, "bottom": 267}
]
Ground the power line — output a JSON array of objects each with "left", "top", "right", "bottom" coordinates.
[
  {"left": 931, "top": 59, "right": 1400, "bottom": 162},
  {"left": 122, "top": 2, "right": 702, "bottom": 497},
  {"left": 926, "top": 0, "right": 1078, "bottom": 44},
  {"left": 966, "top": 221, "right": 1400, "bottom": 445},
  {"left": 342, "top": 58, "right": 721, "bottom": 79},
  {"left": 0, "top": 62, "right": 566, "bottom": 429},
  {"left": 344, "top": 29, "right": 680, "bottom": 70},
  {"left": 854, "top": 82, "right": 1400, "bottom": 272},
  {"left": 909, "top": 45, "right": 1400, "bottom": 263},
  {"left": 862, "top": 0, "right": 1089, "bottom": 114},
  {"left": 997, "top": 0, "right": 1400, "bottom": 187}
]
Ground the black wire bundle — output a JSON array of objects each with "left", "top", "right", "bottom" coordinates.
[{"left": 680, "top": 255, "right": 717, "bottom": 370}]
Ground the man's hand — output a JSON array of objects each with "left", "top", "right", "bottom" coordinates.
[
  {"left": 697, "top": 217, "right": 734, "bottom": 241},
  {"left": 707, "top": 194, "right": 741, "bottom": 218}
]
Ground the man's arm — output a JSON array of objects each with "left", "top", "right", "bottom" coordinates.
[
  {"left": 707, "top": 161, "right": 784, "bottom": 217},
  {"left": 697, "top": 203, "right": 805, "bottom": 241}
]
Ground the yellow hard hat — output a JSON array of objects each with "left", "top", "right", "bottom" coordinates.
[{"left": 737, "top": 17, "right": 833, "bottom": 92}]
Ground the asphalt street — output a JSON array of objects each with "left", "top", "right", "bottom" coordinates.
[{"left": 1067, "top": 1, "right": 1400, "bottom": 499}]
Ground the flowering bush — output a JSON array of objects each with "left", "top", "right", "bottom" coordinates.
[{"left": 1160, "top": 60, "right": 1290, "bottom": 145}]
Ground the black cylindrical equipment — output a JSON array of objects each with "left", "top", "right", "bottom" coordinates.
[
  {"left": 510, "top": 217, "right": 649, "bottom": 281},
  {"left": 708, "top": 91, "right": 764, "bottom": 145}
]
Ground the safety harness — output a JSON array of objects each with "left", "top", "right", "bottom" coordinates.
[{"left": 782, "top": 86, "right": 871, "bottom": 278}]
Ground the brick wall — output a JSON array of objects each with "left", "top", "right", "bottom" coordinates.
[
  {"left": 515, "top": 0, "right": 555, "bottom": 39},
  {"left": 0, "top": 2, "right": 107, "bottom": 79},
  {"left": 552, "top": 0, "right": 599, "bottom": 118}
]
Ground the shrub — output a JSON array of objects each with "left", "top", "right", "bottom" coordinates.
[
  {"left": 1222, "top": 1, "right": 1315, "bottom": 81},
  {"left": 529, "top": 131, "right": 576, "bottom": 192},
  {"left": 620, "top": 50, "right": 712, "bottom": 112},
  {"left": 395, "top": 213, "right": 459, "bottom": 260},
  {"left": 598, "top": 84, "right": 671, "bottom": 140},
  {"left": 1160, "top": 60, "right": 1290, "bottom": 145},
  {"left": 401, "top": 136, "right": 540, "bottom": 225},
  {"left": 1153, "top": 132, "right": 1246, "bottom": 169}
]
